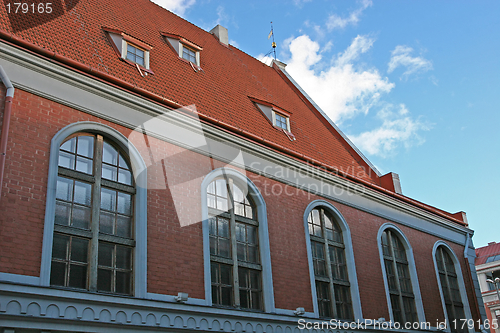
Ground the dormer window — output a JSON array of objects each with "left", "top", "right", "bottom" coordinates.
[
  {"left": 182, "top": 46, "right": 197, "bottom": 64},
  {"left": 162, "top": 32, "right": 202, "bottom": 69},
  {"left": 251, "top": 98, "right": 294, "bottom": 140},
  {"left": 126, "top": 44, "right": 145, "bottom": 67},
  {"left": 103, "top": 27, "right": 153, "bottom": 74},
  {"left": 273, "top": 112, "right": 289, "bottom": 131}
]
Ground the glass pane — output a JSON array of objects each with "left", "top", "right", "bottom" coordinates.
[
  {"left": 234, "top": 202, "right": 245, "bottom": 216},
  {"left": 237, "top": 243, "right": 246, "bottom": 261},
  {"left": 60, "top": 137, "right": 76, "bottom": 153},
  {"left": 77, "top": 136, "right": 94, "bottom": 158},
  {"left": 117, "top": 192, "right": 132, "bottom": 215},
  {"left": 116, "top": 271, "right": 131, "bottom": 294},
  {"left": 52, "top": 234, "right": 68, "bottom": 259},
  {"left": 127, "top": 44, "right": 135, "bottom": 53},
  {"left": 220, "top": 264, "right": 232, "bottom": 285},
  {"left": 98, "top": 243, "right": 113, "bottom": 267},
  {"left": 210, "top": 237, "right": 217, "bottom": 255},
  {"left": 58, "top": 151, "right": 75, "bottom": 169},
  {"left": 118, "top": 169, "right": 132, "bottom": 185},
  {"left": 50, "top": 261, "right": 66, "bottom": 286},
  {"left": 72, "top": 205, "right": 91, "bottom": 229},
  {"left": 235, "top": 223, "right": 245, "bottom": 242},
  {"left": 250, "top": 270, "right": 260, "bottom": 288},
  {"left": 71, "top": 237, "right": 88, "bottom": 263},
  {"left": 99, "top": 211, "right": 114, "bottom": 234},
  {"left": 221, "top": 287, "right": 232, "bottom": 306},
  {"left": 211, "top": 262, "right": 219, "bottom": 283},
  {"left": 116, "top": 215, "right": 132, "bottom": 238},
  {"left": 207, "top": 181, "right": 215, "bottom": 194},
  {"left": 102, "top": 164, "right": 117, "bottom": 181},
  {"left": 68, "top": 264, "right": 87, "bottom": 289},
  {"left": 97, "top": 269, "right": 112, "bottom": 292},
  {"left": 216, "top": 197, "right": 227, "bottom": 211},
  {"left": 219, "top": 239, "right": 231, "bottom": 258},
  {"left": 119, "top": 155, "right": 129, "bottom": 169},
  {"left": 215, "top": 179, "right": 226, "bottom": 197},
  {"left": 233, "top": 185, "right": 244, "bottom": 202},
  {"left": 248, "top": 226, "right": 257, "bottom": 244},
  {"left": 116, "top": 246, "right": 132, "bottom": 269},
  {"left": 239, "top": 267, "right": 248, "bottom": 287},
  {"left": 218, "top": 218, "right": 229, "bottom": 237},
  {"left": 251, "top": 291, "right": 261, "bottom": 310},
  {"left": 136, "top": 48, "right": 144, "bottom": 58},
  {"left": 103, "top": 142, "right": 118, "bottom": 165},
  {"left": 248, "top": 245, "right": 258, "bottom": 263},
  {"left": 207, "top": 194, "right": 216, "bottom": 209},
  {"left": 74, "top": 181, "right": 92, "bottom": 206},
  {"left": 240, "top": 290, "right": 249, "bottom": 308},
  {"left": 100, "top": 188, "right": 116, "bottom": 211},
  {"left": 56, "top": 177, "right": 73, "bottom": 201},
  {"left": 208, "top": 217, "right": 216, "bottom": 235},
  {"left": 55, "top": 201, "right": 71, "bottom": 226},
  {"left": 76, "top": 156, "right": 93, "bottom": 174}
]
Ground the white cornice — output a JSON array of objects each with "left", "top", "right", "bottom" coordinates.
[{"left": 0, "top": 41, "right": 472, "bottom": 243}]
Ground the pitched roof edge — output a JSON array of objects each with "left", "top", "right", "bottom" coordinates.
[{"left": 271, "top": 60, "right": 382, "bottom": 179}]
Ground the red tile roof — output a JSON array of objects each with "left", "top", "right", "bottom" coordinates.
[
  {"left": 476, "top": 242, "right": 500, "bottom": 265},
  {"left": 0, "top": 0, "right": 467, "bottom": 226}
]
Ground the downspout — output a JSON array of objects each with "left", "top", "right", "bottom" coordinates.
[{"left": 0, "top": 66, "right": 15, "bottom": 200}]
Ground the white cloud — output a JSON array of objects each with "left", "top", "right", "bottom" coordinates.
[
  {"left": 285, "top": 34, "right": 393, "bottom": 123},
  {"left": 388, "top": 45, "right": 433, "bottom": 79},
  {"left": 348, "top": 104, "right": 430, "bottom": 157},
  {"left": 326, "top": 0, "right": 372, "bottom": 31},
  {"left": 150, "top": 0, "right": 195, "bottom": 16}
]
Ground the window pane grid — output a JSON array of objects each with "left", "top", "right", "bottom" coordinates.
[
  {"left": 53, "top": 134, "right": 135, "bottom": 295},
  {"left": 274, "top": 113, "right": 288, "bottom": 130},
  {"left": 436, "top": 247, "right": 466, "bottom": 332},
  {"left": 308, "top": 208, "right": 353, "bottom": 320},
  {"left": 382, "top": 230, "right": 417, "bottom": 324},
  {"left": 208, "top": 178, "right": 262, "bottom": 310},
  {"left": 50, "top": 234, "right": 89, "bottom": 290},
  {"left": 126, "top": 44, "right": 145, "bottom": 66},
  {"left": 182, "top": 46, "right": 197, "bottom": 64}
]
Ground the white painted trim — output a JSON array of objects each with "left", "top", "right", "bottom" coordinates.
[
  {"left": 376, "top": 223, "right": 426, "bottom": 323},
  {"left": 0, "top": 272, "right": 40, "bottom": 285},
  {"left": 432, "top": 241, "right": 474, "bottom": 333},
  {"left": 302, "top": 200, "right": 363, "bottom": 320},
  {"left": 40, "top": 121, "right": 148, "bottom": 297},
  {"left": 200, "top": 168, "right": 275, "bottom": 312}
]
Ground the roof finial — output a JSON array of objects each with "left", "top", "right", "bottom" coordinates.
[{"left": 269, "top": 21, "right": 277, "bottom": 60}]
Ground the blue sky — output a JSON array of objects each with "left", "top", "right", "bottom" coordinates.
[{"left": 154, "top": 0, "right": 499, "bottom": 248}]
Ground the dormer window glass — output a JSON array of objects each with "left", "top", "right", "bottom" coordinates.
[
  {"left": 274, "top": 113, "right": 288, "bottom": 131},
  {"left": 182, "top": 46, "right": 197, "bottom": 64},
  {"left": 126, "top": 44, "right": 145, "bottom": 67}
]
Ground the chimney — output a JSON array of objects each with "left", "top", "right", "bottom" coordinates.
[
  {"left": 210, "top": 25, "right": 228, "bottom": 46},
  {"left": 380, "top": 172, "right": 402, "bottom": 194}
]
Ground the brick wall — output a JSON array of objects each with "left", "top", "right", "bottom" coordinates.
[{"left": 0, "top": 87, "right": 474, "bottom": 320}]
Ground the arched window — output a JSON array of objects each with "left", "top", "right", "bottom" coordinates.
[
  {"left": 380, "top": 228, "right": 418, "bottom": 324},
  {"left": 435, "top": 245, "right": 467, "bottom": 332},
  {"left": 207, "top": 176, "right": 262, "bottom": 310},
  {"left": 50, "top": 133, "right": 135, "bottom": 295},
  {"left": 307, "top": 206, "right": 353, "bottom": 319}
]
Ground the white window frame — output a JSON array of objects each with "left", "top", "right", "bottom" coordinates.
[
  {"left": 377, "top": 223, "right": 426, "bottom": 323},
  {"left": 40, "top": 121, "right": 148, "bottom": 297},
  {"left": 201, "top": 168, "right": 275, "bottom": 312},
  {"left": 432, "top": 241, "right": 474, "bottom": 333},
  {"left": 271, "top": 110, "right": 290, "bottom": 132},
  {"left": 303, "top": 200, "right": 363, "bottom": 320},
  {"left": 179, "top": 43, "right": 200, "bottom": 67},
  {"left": 121, "top": 41, "right": 150, "bottom": 69}
]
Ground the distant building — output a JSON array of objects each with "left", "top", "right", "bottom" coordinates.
[
  {"left": 476, "top": 242, "right": 500, "bottom": 333},
  {"left": 0, "top": 0, "right": 487, "bottom": 332}
]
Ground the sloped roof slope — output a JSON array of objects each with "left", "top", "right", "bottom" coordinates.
[{"left": 476, "top": 242, "right": 500, "bottom": 265}]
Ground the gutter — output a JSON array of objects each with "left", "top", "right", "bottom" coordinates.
[
  {"left": 0, "top": 30, "right": 468, "bottom": 226},
  {"left": 0, "top": 66, "right": 15, "bottom": 200}
]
